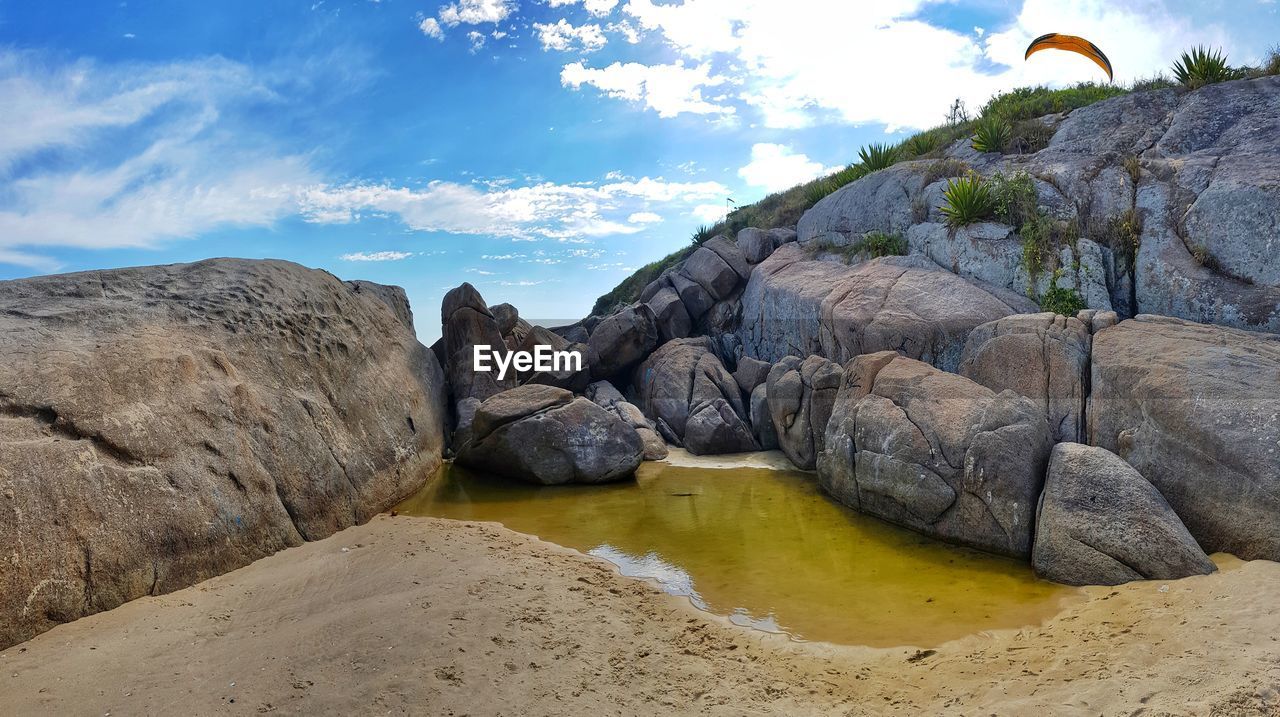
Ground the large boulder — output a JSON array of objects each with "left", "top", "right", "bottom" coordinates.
[
  {"left": 442, "top": 283, "right": 515, "bottom": 403},
  {"left": 587, "top": 303, "right": 659, "bottom": 380},
  {"left": 1089, "top": 315, "right": 1280, "bottom": 561},
  {"left": 586, "top": 381, "right": 668, "bottom": 460},
  {"left": 457, "top": 384, "right": 643, "bottom": 485},
  {"left": 632, "top": 338, "right": 757, "bottom": 455},
  {"left": 1033, "top": 443, "right": 1216, "bottom": 586},
  {"left": 749, "top": 384, "right": 778, "bottom": 451},
  {"left": 819, "top": 353, "right": 1053, "bottom": 558},
  {"left": 345, "top": 280, "right": 416, "bottom": 333},
  {"left": 681, "top": 246, "right": 740, "bottom": 301},
  {"left": 737, "top": 228, "right": 775, "bottom": 264},
  {"left": 703, "top": 235, "right": 752, "bottom": 283},
  {"left": 958, "top": 313, "right": 1092, "bottom": 443},
  {"left": 797, "top": 163, "right": 929, "bottom": 246},
  {"left": 732, "top": 356, "right": 771, "bottom": 395},
  {"left": 645, "top": 286, "right": 692, "bottom": 343},
  {"left": 766, "top": 355, "right": 842, "bottom": 470},
  {"left": 0, "top": 259, "right": 448, "bottom": 650},
  {"left": 740, "top": 247, "right": 1035, "bottom": 370}
]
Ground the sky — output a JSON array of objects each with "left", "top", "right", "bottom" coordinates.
[{"left": 1, "top": 1, "right": 1277, "bottom": 340}]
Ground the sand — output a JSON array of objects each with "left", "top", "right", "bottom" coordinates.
[{"left": 2, "top": 515, "right": 1278, "bottom": 716}]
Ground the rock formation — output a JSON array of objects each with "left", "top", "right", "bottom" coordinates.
[
  {"left": 766, "top": 355, "right": 842, "bottom": 470},
  {"left": 0, "top": 259, "right": 448, "bottom": 649},
  {"left": 1089, "top": 315, "right": 1280, "bottom": 561},
  {"left": 740, "top": 248, "right": 1035, "bottom": 371},
  {"left": 456, "top": 384, "right": 643, "bottom": 485},
  {"left": 819, "top": 353, "right": 1052, "bottom": 558},
  {"left": 958, "top": 312, "right": 1093, "bottom": 443},
  {"left": 586, "top": 381, "right": 668, "bottom": 460},
  {"left": 632, "top": 338, "right": 757, "bottom": 455},
  {"left": 1033, "top": 443, "right": 1216, "bottom": 586},
  {"left": 442, "top": 283, "right": 516, "bottom": 403}
]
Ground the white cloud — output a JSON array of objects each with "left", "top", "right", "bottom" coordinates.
[
  {"left": 0, "top": 51, "right": 321, "bottom": 268},
  {"left": 299, "top": 175, "right": 728, "bottom": 241},
  {"left": 535, "top": 19, "right": 608, "bottom": 53},
  {"left": 691, "top": 203, "right": 726, "bottom": 223},
  {"left": 418, "top": 17, "right": 445, "bottom": 40},
  {"left": 340, "top": 251, "right": 415, "bottom": 261},
  {"left": 439, "top": 0, "right": 515, "bottom": 26},
  {"left": 548, "top": 0, "right": 619, "bottom": 16},
  {"left": 560, "top": 61, "right": 734, "bottom": 118},
  {"left": 589, "top": 0, "right": 1237, "bottom": 130},
  {"left": 627, "top": 211, "right": 662, "bottom": 224},
  {"left": 737, "top": 143, "right": 831, "bottom": 192}
]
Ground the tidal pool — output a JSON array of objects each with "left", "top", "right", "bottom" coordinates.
[{"left": 395, "top": 459, "right": 1081, "bottom": 648}]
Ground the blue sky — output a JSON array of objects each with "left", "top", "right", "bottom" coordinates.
[{"left": 1, "top": 1, "right": 1276, "bottom": 339}]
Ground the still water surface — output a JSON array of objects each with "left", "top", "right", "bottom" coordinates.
[{"left": 396, "top": 459, "right": 1080, "bottom": 647}]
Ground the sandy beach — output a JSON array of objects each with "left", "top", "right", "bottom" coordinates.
[{"left": 2, "top": 514, "right": 1277, "bottom": 716}]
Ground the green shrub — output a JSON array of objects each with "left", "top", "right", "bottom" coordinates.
[
  {"left": 1172, "top": 46, "right": 1233, "bottom": 89},
  {"left": 1101, "top": 210, "right": 1142, "bottom": 264},
  {"left": 1130, "top": 73, "right": 1177, "bottom": 92},
  {"left": 858, "top": 143, "right": 898, "bottom": 173},
  {"left": 940, "top": 174, "right": 995, "bottom": 228},
  {"left": 1264, "top": 47, "right": 1280, "bottom": 76},
  {"left": 922, "top": 159, "right": 970, "bottom": 186},
  {"left": 1040, "top": 272, "right": 1087, "bottom": 316},
  {"left": 1008, "top": 119, "right": 1055, "bottom": 154},
  {"left": 990, "top": 171, "right": 1038, "bottom": 228},
  {"left": 690, "top": 224, "right": 716, "bottom": 246},
  {"left": 980, "top": 83, "right": 1127, "bottom": 123},
  {"left": 899, "top": 132, "right": 939, "bottom": 158},
  {"left": 861, "top": 231, "right": 908, "bottom": 258},
  {"left": 970, "top": 116, "right": 1011, "bottom": 153},
  {"left": 1020, "top": 214, "right": 1079, "bottom": 290}
]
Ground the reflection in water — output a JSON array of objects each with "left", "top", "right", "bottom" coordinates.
[{"left": 396, "top": 460, "right": 1080, "bottom": 647}]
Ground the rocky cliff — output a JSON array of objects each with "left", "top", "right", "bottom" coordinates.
[{"left": 0, "top": 259, "right": 448, "bottom": 649}]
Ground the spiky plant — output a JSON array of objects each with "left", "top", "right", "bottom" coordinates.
[
  {"left": 970, "top": 116, "right": 1011, "bottom": 153},
  {"left": 858, "top": 143, "right": 898, "bottom": 173},
  {"left": 940, "top": 174, "right": 995, "bottom": 228},
  {"left": 900, "top": 132, "right": 939, "bottom": 158},
  {"left": 1171, "top": 46, "right": 1233, "bottom": 89},
  {"left": 690, "top": 224, "right": 716, "bottom": 245}
]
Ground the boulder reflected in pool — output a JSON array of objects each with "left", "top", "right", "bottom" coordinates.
[{"left": 396, "top": 460, "right": 1080, "bottom": 647}]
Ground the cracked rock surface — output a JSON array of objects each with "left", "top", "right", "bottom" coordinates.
[
  {"left": 0, "top": 258, "right": 448, "bottom": 650},
  {"left": 818, "top": 352, "right": 1052, "bottom": 558}
]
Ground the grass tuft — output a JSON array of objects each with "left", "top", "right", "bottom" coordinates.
[
  {"left": 1172, "top": 46, "right": 1234, "bottom": 89},
  {"left": 940, "top": 174, "right": 995, "bottom": 228},
  {"left": 970, "top": 116, "right": 1011, "bottom": 153}
]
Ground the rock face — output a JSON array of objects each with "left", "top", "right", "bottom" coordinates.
[
  {"left": 457, "top": 384, "right": 643, "bottom": 485},
  {"left": 646, "top": 286, "right": 692, "bottom": 343},
  {"left": 766, "top": 355, "right": 842, "bottom": 470},
  {"left": 740, "top": 247, "right": 1035, "bottom": 371},
  {"left": 0, "top": 259, "right": 448, "bottom": 650},
  {"left": 1089, "top": 315, "right": 1280, "bottom": 561},
  {"left": 790, "top": 78, "right": 1280, "bottom": 332},
  {"left": 632, "top": 338, "right": 757, "bottom": 455},
  {"left": 586, "top": 381, "right": 668, "bottom": 460},
  {"left": 749, "top": 384, "right": 778, "bottom": 450},
  {"left": 819, "top": 353, "right": 1053, "bottom": 558},
  {"left": 1033, "top": 443, "right": 1216, "bottom": 586},
  {"left": 442, "top": 283, "right": 515, "bottom": 403},
  {"left": 958, "top": 313, "right": 1092, "bottom": 443},
  {"left": 587, "top": 304, "right": 659, "bottom": 380}
]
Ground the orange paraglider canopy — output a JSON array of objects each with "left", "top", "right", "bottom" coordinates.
[{"left": 1024, "top": 33, "right": 1114, "bottom": 81}]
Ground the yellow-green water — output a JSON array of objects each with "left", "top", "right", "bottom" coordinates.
[{"left": 396, "top": 460, "right": 1080, "bottom": 648}]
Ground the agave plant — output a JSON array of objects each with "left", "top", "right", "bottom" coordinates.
[
  {"left": 940, "top": 173, "right": 995, "bottom": 228},
  {"left": 690, "top": 224, "right": 715, "bottom": 245},
  {"left": 858, "top": 143, "right": 898, "bottom": 173},
  {"left": 970, "top": 116, "right": 1011, "bottom": 153},
  {"left": 900, "top": 132, "right": 939, "bottom": 158},
  {"left": 1171, "top": 46, "right": 1232, "bottom": 89}
]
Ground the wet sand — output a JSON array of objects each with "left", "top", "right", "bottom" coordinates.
[{"left": 2, "top": 515, "right": 1278, "bottom": 716}]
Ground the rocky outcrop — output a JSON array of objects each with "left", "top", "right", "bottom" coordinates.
[
  {"left": 0, "top": 259, "right": 448, "bottom": 650},
  {"left": 793, "top": 78, "right": 1280, "bottom": 332},
  {"left": 732, "top": 356, "right": 771, "bottom": 395},
  {"left": 586, "top": 381, "right": 668, "bottom": 460},
  {"left": 766, "top": 355, "right": 842, "bottom": 470},
  {"left": 1033, "top": 443, "right": 1216, "bottom": 586},
  {"left": 346, "top": 280, "right": 416, "bottom": 333},
  {"left": 456, "top": 384, "right": 643, "bottom": 485},
  {"left": 587, "top": 304, "right": 659, "bottom": 380},
  {"left": 958, "top": 313, "right": 1092, "bottom": 443},
  {"left": 819, "top": 353, "right": 1052, "bottom": 558},
  {"left": 632, "top": 338, "right": 757, "bottom": 455},
  {"left": 1089, "top": 315, "right": 1280, "bottom": 561},
  {"left": 740, "top": 247, "right": 1035, "bottom": 371},
  {"left": 646, "top": 286, "right": 692, "bottom": 343},
  {"left": 442, "top": 283, "right": 515, "bottom": 403}
]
